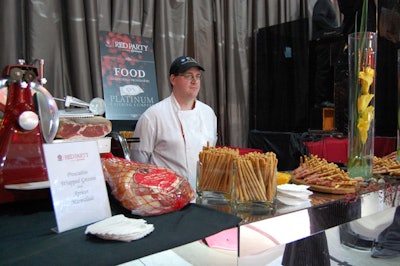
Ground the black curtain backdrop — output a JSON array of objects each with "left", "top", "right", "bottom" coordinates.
[
  {"left": 375, "top": 37, "right": 398, "bottom": 137},
  {"left": 252, "top": 15, "right": 398, "bottom": 138},
  {"left": 252, "top": 18, "right": 310, "bottom": 133},
  {"left": 375, "top": 0, "right": 399, "bottom": 137},
  {"left": 248, "top": 130, "right": 310, "bottom": 171}
]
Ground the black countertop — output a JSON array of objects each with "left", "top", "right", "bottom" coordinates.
[{"left": 0, "top": 197, "right": 241, "bottom": 266}]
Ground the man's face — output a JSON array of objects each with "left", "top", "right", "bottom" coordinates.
[{"left": 170, "top": 67, "right": 202, "bottom": 100}]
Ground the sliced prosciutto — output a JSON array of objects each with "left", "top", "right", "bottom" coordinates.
[{"left": 56, "top": 116, "right": 112, "bottom": 139}]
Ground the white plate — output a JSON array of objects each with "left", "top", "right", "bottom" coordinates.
[
  {"left": 277, "top": 195, "right": 311, "bottom": 206},
  {"left": 277, "top": 184, "right": 310, "bottom": 193},
  {"left": 277, "top": 190, "right": 312, "bottom": 200},
  {"left": 4, "top": 181, "right": 50, "bottom": 190}
]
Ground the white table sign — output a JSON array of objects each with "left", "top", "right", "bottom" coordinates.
[{"left": 43, "top": 140, "right": 111, "bottom": 233}]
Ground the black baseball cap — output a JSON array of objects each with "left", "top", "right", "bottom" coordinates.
[{"left": 169, "top": 56, "right": 205, "bottom": 75}]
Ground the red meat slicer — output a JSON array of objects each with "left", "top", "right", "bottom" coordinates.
[{"left": 0, "top": 60, "right": 59, "bottom": 203}]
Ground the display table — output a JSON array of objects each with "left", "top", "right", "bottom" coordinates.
[
  {"left": 237, "top": 183, "right": 399, "bottom": 257},
  {"left": 1, "top": 179, "right": 399, "bottom": 264},
  {"left": 0, "top": 197, "right": 241, "bottom": 266},
  {"left": 197, "top": 178, "right": 400, "bottom": 257}
]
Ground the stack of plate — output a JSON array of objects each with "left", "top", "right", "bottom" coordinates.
[
  {"left": 85, "top": 214, "right": 154, "bottom": 242},
  {"left": 277, "top": 184, "right": 313, "bottom": 206}
]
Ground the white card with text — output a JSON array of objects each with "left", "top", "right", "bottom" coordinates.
[{"left": 43, "top": 140, "right": 111, "bottom": 233}]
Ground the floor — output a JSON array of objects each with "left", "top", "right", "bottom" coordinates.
[{"left": 121, "top": 210, "right": 400, "bottom": 266}]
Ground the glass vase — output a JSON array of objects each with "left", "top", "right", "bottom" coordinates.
[{"left": 347, "top": 32, "right": 377, "bottom": 180}]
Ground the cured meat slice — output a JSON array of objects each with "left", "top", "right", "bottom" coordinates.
[
  {"left": 56, "top": 116, "right": 112, "bottom": 139},
  {"left": 101, "top": 155, "right": 195, "bottom": 216}
]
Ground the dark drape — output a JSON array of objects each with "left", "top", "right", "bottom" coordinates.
[
  {"left": 248, "top": 130, "right": 310, "bottom": 171},
  {"left": 375, "top": 0, "right": 399, "bottom": 137},
  {"left": 251, "top": 18, "right": 310, "bottom": 133}
]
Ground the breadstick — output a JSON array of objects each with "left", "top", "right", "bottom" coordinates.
[
  {"left": 244, "top": 159, "right": 267, "bottom": 201},
  {"left": 266, "top": 154, "right": 277, "bottom": 201},
  {"left": 236, "top": 159, "right": 250, "bottom": 201}
]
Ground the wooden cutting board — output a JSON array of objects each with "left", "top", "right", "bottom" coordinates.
[{"left": 291, "top": 177, "right": 357, "bottom": 195}]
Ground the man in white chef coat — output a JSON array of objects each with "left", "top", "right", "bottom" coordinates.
[{"left": 131, "top": 56, "right": 218, "bottom": 191}]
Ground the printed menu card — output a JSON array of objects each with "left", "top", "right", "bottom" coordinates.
[{"left": 43, "top": 140, "right": 111, "bottom": 233}]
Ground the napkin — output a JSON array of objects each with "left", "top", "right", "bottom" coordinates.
[
  {"left": 277, "top": 184, "right": 313, "bottom": 206},
  {"left": 85, "top": 214, "right": 154, "bottom": 242}
]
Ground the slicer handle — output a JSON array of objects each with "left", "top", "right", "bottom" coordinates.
[{"left": 18, "top": 111, "right": 39, "bottom": 130}]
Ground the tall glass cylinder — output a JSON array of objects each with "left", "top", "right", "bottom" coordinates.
[{"left": 347, "top": 32, "right": 377, "bottom": 180}]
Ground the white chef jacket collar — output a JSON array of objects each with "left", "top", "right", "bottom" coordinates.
[{"left": 171, "top": 93, "right": 197, "bottom": 111}]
